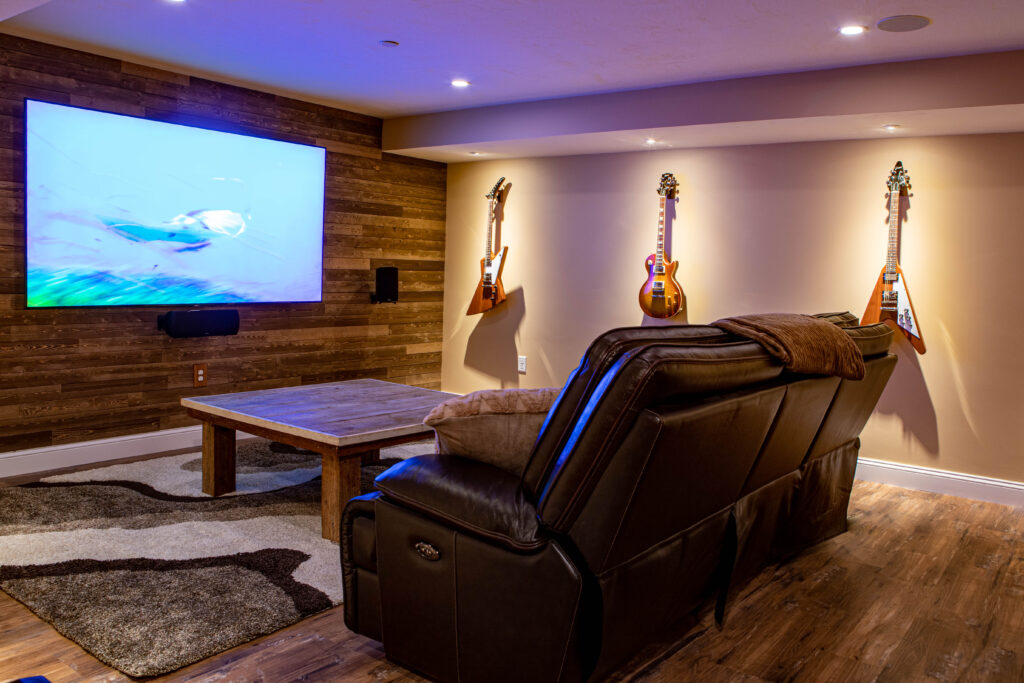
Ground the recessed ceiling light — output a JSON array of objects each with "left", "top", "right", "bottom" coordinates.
[
  {"left": 644, "top": 137, "right": 657, "bottom": 146},
  {"left": 469, "top": 151, "right": 482, "bottom": 156},
  {"left": 877, "top": 15, "right": 931, "bottom": 32},
  {"left": 882, "top": 124, "right": 900, "bottom": 132},
  {"left": 839, "top": 25, "right": 867, "bottom": 36},
  {"left": 378, "top": 40, "right": 400, "bottom": 48},
  {"left": 451, "top": 79, "right": 471, "bottom": 88}
]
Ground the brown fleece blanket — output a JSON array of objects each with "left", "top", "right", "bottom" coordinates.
[{"left": 711, "top": 313, "right": 865, "bottom": 380}]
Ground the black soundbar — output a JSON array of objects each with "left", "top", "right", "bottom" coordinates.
[{"left": 157, "top": 309, "right": 240, "bottom": 338}]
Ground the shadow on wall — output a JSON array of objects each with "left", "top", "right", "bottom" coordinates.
[
  {"left": 464, "top": 286, "right": 526, "bottom": 388},
  {"left": 874, "top": 334, "right": 940, "bottom": 456}
]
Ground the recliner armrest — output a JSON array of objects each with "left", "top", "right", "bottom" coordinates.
[
  {"left": 374, "top": 454, "right": 545, "bottom": 552},
  {"left": 342, "top": 491, "right": 379, "bottom": 571},
  {"left": 341, "top": 491, "right": 382, "bottom": 636}
]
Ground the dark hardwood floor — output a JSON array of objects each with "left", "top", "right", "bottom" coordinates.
[{"left": 1, "top": 480, "right": 1021, "bottom": 682}]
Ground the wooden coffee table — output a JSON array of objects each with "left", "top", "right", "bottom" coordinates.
[{"left": 181, "top": 378, "right": 454, "bottom": 542}]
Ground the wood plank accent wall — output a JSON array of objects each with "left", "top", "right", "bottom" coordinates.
[{"left": 0, "top": 34, "right": 446, "bottom": 454}]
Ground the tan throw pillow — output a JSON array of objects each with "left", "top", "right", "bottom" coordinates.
[{"left": 424, "top": 387, "right": 560, "bottom": 476}]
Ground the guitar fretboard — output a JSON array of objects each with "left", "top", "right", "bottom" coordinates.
[
  {"left": 885, "top": 187, "right": 899, "bottom": 280},
  {"left": 655, "top": 196, "right": 666, "bottom": 273},
  {"left": 483, "top": 196, "right": 495, "bottom": 272}
]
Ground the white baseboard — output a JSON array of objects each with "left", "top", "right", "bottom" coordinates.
[
  {"left": 856, "top": 457, "right": 1024, "bottom": 508},
  {"left": 0, "top": 426, "right": 205, "bottom": 479}
]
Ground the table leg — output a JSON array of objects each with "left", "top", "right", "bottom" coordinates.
[
  {"left": 202, "top": 422, "right": 236, "bottom": 496},
  {"left": 321, "top": 452, "right": 361, "bottom": 543}
]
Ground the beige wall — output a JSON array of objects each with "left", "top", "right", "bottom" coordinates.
[{"left": 442, "top": 133, "right": 1024, "bottom": 484}]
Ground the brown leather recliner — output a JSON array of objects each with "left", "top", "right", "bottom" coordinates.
[{"left": 341, "top": 314, "right": 896, "bottom": 682}]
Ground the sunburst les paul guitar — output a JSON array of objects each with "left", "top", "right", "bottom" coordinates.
[
  {"left": 862, "top": 161, "right": 926, "bottom": 353},
  {"left": 638, "top": 172, "right": 684, "bottom": 318},
  {"left": 466, "top": 176, "right": 508, "bottom": 315}
]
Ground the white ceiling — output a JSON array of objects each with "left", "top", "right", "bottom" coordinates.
[
  {"left": 3, "top": 0, "right": 1023, "bottom": 161},
  {"left": 2, "top": 0, "right": 1024, "bottom": 119}
]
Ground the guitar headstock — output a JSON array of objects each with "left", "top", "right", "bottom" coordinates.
[
  {"left": 888, "top": 161, "right": 911, "bottom": 196},
  {"left": 486, "top": 176, "right": 506, "bottom": 199},
  {"left": 657, "top": 172, "right": 678, "bottom": 199}
]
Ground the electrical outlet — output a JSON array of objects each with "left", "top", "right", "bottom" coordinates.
[
  {"left": 517, "top": 355, "right": 527, "bottom": 374},
  {"left": 193, "top": 363, "right": 208, "bottom": 387}
]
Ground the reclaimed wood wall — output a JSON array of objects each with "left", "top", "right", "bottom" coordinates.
[{"left": 0, "top": 34, "right": 446, "bottom": 453}]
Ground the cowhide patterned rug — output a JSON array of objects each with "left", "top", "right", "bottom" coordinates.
[{"left": 0, "top": 438, "right": 426, "bottom": 677}]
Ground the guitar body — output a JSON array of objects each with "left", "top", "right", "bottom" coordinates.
[
  {"left": 466, "top": 246, "right": 508, "bottom": 315},
  {"left": 863, "top": 263, "right": 926, "bottom": 353},
  {"left": 639, "top": 254, "right": 684, "bottom": 318}
]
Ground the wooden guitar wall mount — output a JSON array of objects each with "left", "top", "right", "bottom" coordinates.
[
  {"left": 467, "top": 176, "right": 509, "bottom": 315},
  {"left": 862, "top": 160, "right": 926, "bottom": 353}
]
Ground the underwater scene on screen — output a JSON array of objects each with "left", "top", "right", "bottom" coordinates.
[{"left": 25, "top": 100, "right": 326, "bottom": 308}]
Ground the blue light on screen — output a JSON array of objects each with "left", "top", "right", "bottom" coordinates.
[{"left": 25, "top": 99, "right": 326, "bottom": 307}]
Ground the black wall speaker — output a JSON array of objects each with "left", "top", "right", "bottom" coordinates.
[
  {"left": 371, "top": 266, "right": 398, "bottom": 303},
  {"left": 157, "top": 309, "right": 240, "bottom": 338}
]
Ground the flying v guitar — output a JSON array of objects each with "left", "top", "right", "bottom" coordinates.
[
  {"left": 638, "top": 172, "right": 684, "bottom": 318},
  {"left": 466, "top": 176, "right": 508, "bottom": 315},
  {"left": 862, "top": 160, "right": 926, "bottom": 353}
]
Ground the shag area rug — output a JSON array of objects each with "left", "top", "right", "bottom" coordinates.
[{"left": 0, "top": 439, "right": 422, "bottom": 677}]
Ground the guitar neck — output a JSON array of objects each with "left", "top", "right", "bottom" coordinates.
[
  {"left": 484, "top": 197, "right": 495, "bottom": 266},
  {"left": 886, "top": 189, "right": 899, "bottom": 275},
  {"left": 654, "top": 196, "right": 667, "bottom": 273}
]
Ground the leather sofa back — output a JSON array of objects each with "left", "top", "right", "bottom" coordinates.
[
  {"left": 535, "top": 341, "right": 782, "bottom": 531},
  {"left": 742, "top": 321, "right": 894, "bottom": 494},
  {"left": 521, "top": 312, "right": 871, "bottom": 502},
  {"left": 522, "top": 324, "right": 734, "bottom": 500},
  {"left": 533, "top": 322, "right": 895, "bottom": 573},
  {"left": 808, "top": 327, "right": 896, "bottom": 458}
]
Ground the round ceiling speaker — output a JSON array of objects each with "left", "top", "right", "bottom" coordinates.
[{"left": 877, "top": 15, "right": 931, "bottom": 32}]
